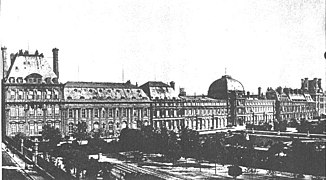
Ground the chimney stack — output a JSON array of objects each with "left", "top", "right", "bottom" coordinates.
[
  {"left": 1, "top": 47, "right": 8, "bottom": 79},
  {"left": 170, "top": 81, "right": 175, "bottom": 90},
  {"left": 179, "top": 88, "right": 186, "bottom": 96},
  {"left": 52, "top": 48, "right": 59, "bottom": 79},
  {"left": 318, "top": 78, "right": 322, "bottom": 89},
  {"left": 258, "top": 87, "right": 261, "bottom": 97},
  {"left": 247, "top": 91, "right": 250, "bottom": 97}
]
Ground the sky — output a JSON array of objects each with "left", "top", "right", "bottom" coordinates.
[{"left": 0, "top": 0, "right": 325, "bottom": 95}]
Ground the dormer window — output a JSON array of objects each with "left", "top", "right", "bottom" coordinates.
[
  {"left": 16, "top": 77, "right": 23, "bottom": 83},
  {"left": 9, "top": 77, "right": 15, "bottom": 83}
]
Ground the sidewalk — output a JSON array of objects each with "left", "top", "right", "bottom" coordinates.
[{"left": 2, "top": 143, "right": 47, "bottom": 180}]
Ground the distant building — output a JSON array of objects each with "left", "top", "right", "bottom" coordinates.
[
  {"left": 266, "top": 87, "right": 317, "bottom": 122},
  {"left": 301, "top": 78, "right": 325, "bottom": 116},
  {"left": 244, "top": 90, "right": 275, "bottom": 126},
  {"left": 140, "top": 82, "right": 228, "bottom": 131}
]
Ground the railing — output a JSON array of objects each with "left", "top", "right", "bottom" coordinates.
[{"left": 3, "top": 136, "right": 76, "bottom": 180}]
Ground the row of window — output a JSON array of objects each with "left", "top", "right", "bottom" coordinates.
[
  {"left": 155, "top": 102, "right": 227, "bottom": 107},
  {"left": 246, "top": 106, "right": 274, "bottom": 113},
  {"left": 68, "top": 108, "right": 148, "bottom": 119},
  {"left": 9, "top": 105, "right": 60, "bottom": 117},
  {"left": 7, "top": 89, "right": 59, "bottom": 100},
  {"left": 8, "top": 122, "right": 60, "bottom": 136}
]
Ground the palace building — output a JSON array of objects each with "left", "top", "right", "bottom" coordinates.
[{"left": 2, "top": 47, "right": 324, "bottom": 137}]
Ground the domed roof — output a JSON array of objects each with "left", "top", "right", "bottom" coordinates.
[{"left": 208, "top": 75, "right": 244, "bottom": 99}]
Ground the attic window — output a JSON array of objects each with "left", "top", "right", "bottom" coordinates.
[
  {"left": 67, "top": 96, "right": 72, "bottom": 100},
  {"left": 80, "top": 96, "right": 85, "bottom": 99},
  {"left": 99, "top": 89, "right": 102, "bottom": 93},
  {"left": 74, "top": 89, "right": 77, "bottom": 92},
  {"left": 126, "top": 90, "right": 130, "bottom": 93},
  {"left": 137, "top": 90, "right": 141, "bottom": 93},
  {"left": 93, "top": 96, "right": 97, "bottom": 99},
  {"left": 132, "top": 97, "right": 136, "bottom": 99},
  {"left": 116, "top": 90, "right": 120, "bottom": 93},
  {"left": 15, "top": 66, "right": 19, "bottom": 70},
  {"left": 108, "top": 90, "right": 111, "bottom": 93},
  {"left": 89, "top": 89, "right": 93, "bottom": 93}
]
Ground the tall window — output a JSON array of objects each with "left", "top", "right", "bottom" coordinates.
[
  {"left": 122, "top": 108, "right": 126, "bottom": 117},
  {"left": 82, "top": 109, "right": 86, "bottom": 118},
  {"left": 36, "top": 91, "right": 42, "bottom": 100},
  {"left": 55, "top": 105, "right": 60, "bottom": 115},
  {"left": 144, "top": 109, "right": 148, "bottom": 117},
  {"left": 37, "top": 108, "right": 43, "bottom": 116},
  {"left": 29, "top": 124, "right": 35, "bottom": 135},
  {"left": 68, "top": 109, "right": 73, "bottom": 118},
  {"left": 18, "top": 91, "right": 23, "bottom": 100},
  {"left": 94, "top": 109, "right": 99, "bottom": 118},
  {"left": 102, "top": 109, "right": 106, "bottom": 118},
  {"left": 47, "top": 106, "right": 53, "bottom": 116},
  {"left": 68, "top": 123, "right": 74, "bottom": 133},
  {"left": 10, "top": 91, "right": 15, "bottom": 100},
  {"left": 10, "top": 106, "right": 17, "bottom": 117},
  {"left": 18, "top": 106, "right": 24, "bottom": 117},
  {"left": 109, "top": 109, "right": 113, "bottom": 117}
]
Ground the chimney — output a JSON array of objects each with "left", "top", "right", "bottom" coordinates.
[
  {"left": 179, "top": 88, "right": 186, "bottom": 96},
  {"left": 284, "top": 88, "right": 289, "bottom": 94},
  {"left": 301, "top": 79, "right": 304, "bottom": 89},
  {"left": 170, "top": 81, "right": 175, "bottom": 90},
  {"left": 1, "top": 47, "right": 8, "bottom": 78},
  {"left": 247, "top": 91, "right": 250, "bottom": 97},
  {"left": 318, "top": 78, "right": 322, "bottom": 89},
  {"left": 304, "top": 78, "right": 309, "bottom": 91},
  {"left": 258, "top": 87, "right": 261, "bottom": 97},
  {"left": 52, "top": 48, "right": 59, "bottom": 79}
]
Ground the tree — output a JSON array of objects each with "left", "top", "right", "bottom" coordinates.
[
  {"left": 73, "top": 121, "right": 89, "bottom": 145},
  {"left": 119, "top": 128, "right": 143, "bottom": 151},
  {"left": 179, "top": 127, "right": 200, "bottom": 159},
  {"left": 42, "top": 124, "right": 62, "bottom": 156},
  {"left": 165, "top": 131, "right": 181, "bottom": 163},
  {"left": 61, "top": 149, "right": 89, "bottom": 179}
]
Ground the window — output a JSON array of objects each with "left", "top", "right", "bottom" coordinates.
[
  {"left": 68, "top": 123, "right": 74, "bottom": 133},
  {"left": 18, "top": 91, "right": 23, "bottom": 100},
  {"left": 10, "top": 91, "right": 15, "bottom": 100},
  {"left": 82, "top": 109, "right": 86, "bottom": 118},
  {"left": 37, "top": 108, "right": 43, "bottom": 116},
  {"left": 55, "top": 105, "right": 60, "bottom": 115},
  {"left": 10, "top": 107, "right": 17, "bottom": 117},
  {"left": 29, "top": 124, "right": 34, "bottom": 135},
  {"left": 116, "top": 109, "right": 119, "bottom": 117},
  {"left": 36, "top": 91, "right": 42, "bottom": 100},
  {"left": 47, "top": 106, "right": 53, "bottom": 116},
  {"left": 122, "top": 108, "right": 126, "bottom": 117},
  {"left": 102, "top": 109, "right": 106, "bottom": 118},
  {"left": 28, "top": 90, "right": 33, "bottom": 100},
  {"left": 68, "top": 109, "right": 73, "bottom": 118},
  {"left": 18, "top": 106, "right": 24, "bottom": 117},
  {"left": 144, "top": 109, "right": 148, "bottom": 116},
  {"left": 109, "top": 109, "right": 113, "bottom": 117},
  {"left": 94, "top": 109, "right": 99, "bottom": 118}
]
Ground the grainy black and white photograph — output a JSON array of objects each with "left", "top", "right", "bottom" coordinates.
[{"left": 0, "top": 0, "right": 325, "bottom": 179}]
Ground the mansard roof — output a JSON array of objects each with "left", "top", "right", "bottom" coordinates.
[
  {"left": 64, "top": 81, "right": 150, "bottom": 101},
  {"left": 6, "top": 51, "right": 57, "bottom": 83}
]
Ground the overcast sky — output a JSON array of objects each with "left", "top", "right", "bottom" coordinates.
[{"left": 0, "top": 0, "right": 325, "bottom": 95}]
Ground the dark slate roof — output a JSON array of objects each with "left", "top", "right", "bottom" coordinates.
[{"left": 143, "top": 81, "right": 170, "bottom": 87}]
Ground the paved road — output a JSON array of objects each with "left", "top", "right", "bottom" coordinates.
[{"left": 2, "top": 150, "right": 32, "bottom": 180}]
